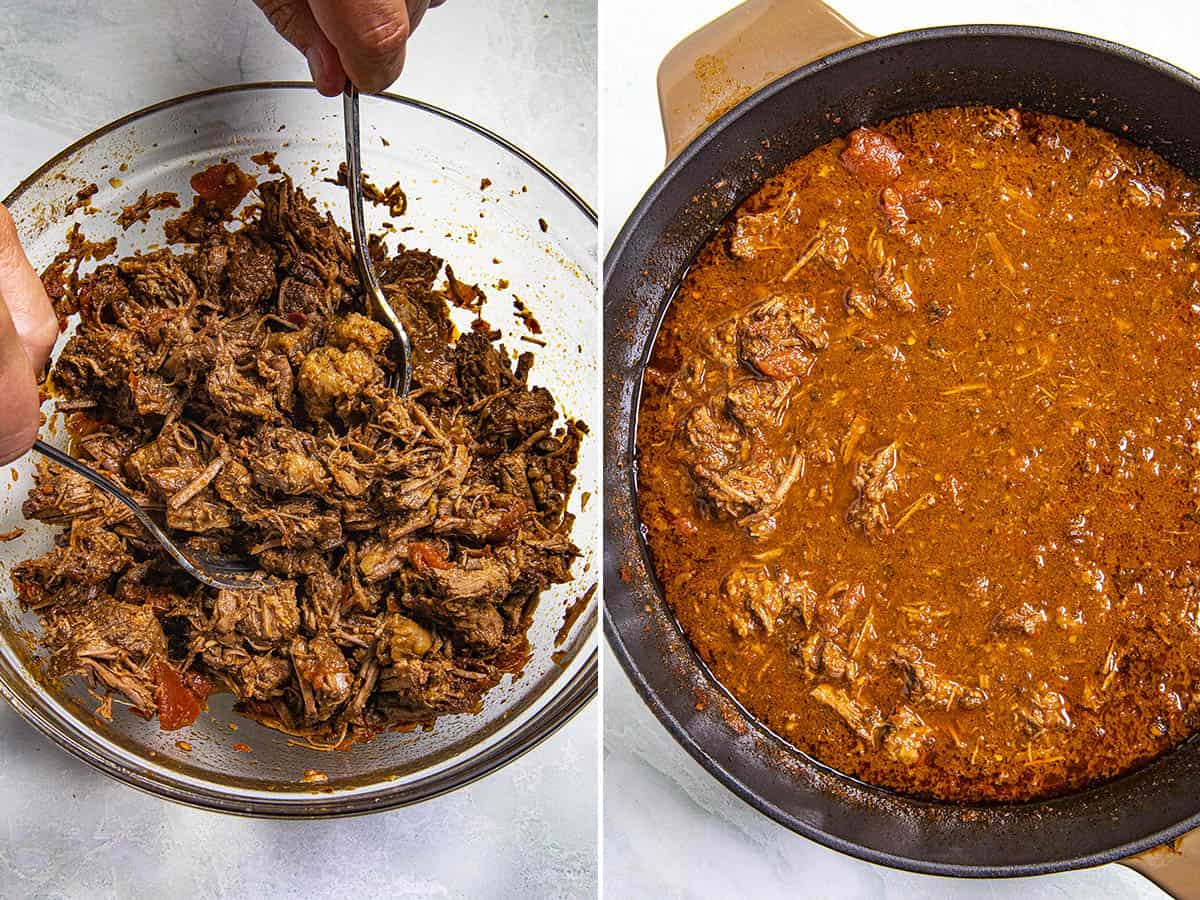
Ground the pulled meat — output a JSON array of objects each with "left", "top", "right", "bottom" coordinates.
[
  {"left": 678, "top": 402, "right": 803, "bottom": 538},
  {"left": 847, "top": 443, "right": 899, "bottom": 537},
  {"left": 17, "top": 166, "right": 583, "bottom": 742},
  {"left": 736, "top": 295, "right": 828, "bottom": 380},
  {"left": 721, "top": 565, "right": 814, "bottom": 637}
]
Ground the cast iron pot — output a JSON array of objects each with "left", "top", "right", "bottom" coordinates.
[{"left": 604, "top": 0, "right": 1200, "bottom": 890}]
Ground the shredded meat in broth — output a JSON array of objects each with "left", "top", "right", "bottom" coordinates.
[{"left": 638, "top": 107, "right": 1200, "bottom": 801}]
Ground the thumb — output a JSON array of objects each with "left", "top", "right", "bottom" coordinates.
[
  {"left": 254, "top": 0, "right": 348, "bottom": 97},
  {"left": 308, "top": 0, "right": 413, "bottom": 94},
  {"left": 0, "top": 205, "right": 57, "bottom": 374},
  {"left": 0, "top": 296, "right": 41, "bottom": 466}
]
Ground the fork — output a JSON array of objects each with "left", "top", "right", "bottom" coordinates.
[
  {"left": 32, "top": 440, "right": 268, "bottom": 591},
  {"left": 342, "top": 85, "right": 414, "bottom": 395},
  {"left": 20, "top": 91, "right": 408, "bottom": 590}
]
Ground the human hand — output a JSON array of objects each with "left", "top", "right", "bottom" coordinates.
[
  {"left": 0, "top": 204, "right": 56, "bottom": 465},
  {"left": 255, "top": 0, "right": 444, "bottom": 96}
]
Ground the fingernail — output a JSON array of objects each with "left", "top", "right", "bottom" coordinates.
[{"left": 306, "top": 47, "right": 325, "bottom": 89}]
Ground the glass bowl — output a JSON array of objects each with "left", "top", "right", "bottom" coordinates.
[{"left": 0, "top": 84, "right": 598, "bottom": 817}]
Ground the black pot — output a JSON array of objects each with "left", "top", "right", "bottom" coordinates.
[{"left": 604, "top": 5, "right": 1200, "bottom": 887}]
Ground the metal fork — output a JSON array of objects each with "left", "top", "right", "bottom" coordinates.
[
  {"left": 32, "top": 440, "right": 268, "bottom": 591},
  {"left": 343, "top": 85, "right": 413, "bottom": 395}
]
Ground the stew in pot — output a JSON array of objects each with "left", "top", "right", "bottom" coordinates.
[{"left": 637, "top": 106, "right": 1200, "bottom": 802}]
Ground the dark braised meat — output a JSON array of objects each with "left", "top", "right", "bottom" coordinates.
[
  {"left": 638, "top": 107, "right": 1200, "bottom": 802},
  {"left": 17, "top": 167, "right": 583, "bottom": 743},
  {"left": 117, "top": 191, "right": 182, "bottom": 230}
]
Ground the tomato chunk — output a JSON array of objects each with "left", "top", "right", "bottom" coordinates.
[
  {"left": 190, "top": 163, "right": 256, "bottom": 214},
  {"left": 839, "top": 128, "right": 904, "bottom": 185},
  {"left": 154, "top": 661, "right": 206, "bottom": 731}
]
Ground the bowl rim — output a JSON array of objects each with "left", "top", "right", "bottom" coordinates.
[{"left": 1, "top": 81, "right": 598, "bottom": 818}]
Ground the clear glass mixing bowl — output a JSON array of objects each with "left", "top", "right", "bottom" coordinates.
[{"left": 0, "top": 84, "right": 598, "bottom": 816}]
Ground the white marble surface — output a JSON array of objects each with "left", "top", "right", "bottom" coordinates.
[
  {"left": 600, "top": 0, "right": 1198, "bottom": 897},
  {"left": 0, "top": 2, "right": 597, "bottom": 898}
]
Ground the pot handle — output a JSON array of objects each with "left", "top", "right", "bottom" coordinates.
[
  {"left": 1121, "top": 831, "right": 1200, "bottom": 899},
  {"left": 657, "top": 0, "right": 870, "bottom": 161}
]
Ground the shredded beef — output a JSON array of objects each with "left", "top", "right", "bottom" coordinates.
[{"left": 17, "top": 165, "right": 583, "bottom": 742}]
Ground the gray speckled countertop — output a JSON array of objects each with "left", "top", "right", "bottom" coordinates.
[{"left": 0, "top": 1, "right": 597, "bottom": 897}]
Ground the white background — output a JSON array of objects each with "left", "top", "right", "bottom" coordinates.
[
  {"left": 0, "top": 2, "right": 597, "bottom": 898},
  {"left": 600, "top": 1, "right": 1197, "bottom": 897}
]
